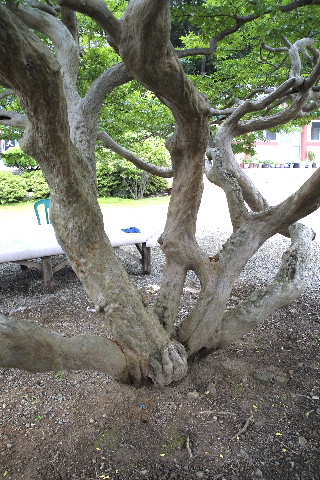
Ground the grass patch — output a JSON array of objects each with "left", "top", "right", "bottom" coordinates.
[
  {"left": 98, "top": 196, "right": 170, "bottom": 208},
  {"left": 0, "top": 196, "right": 170, "bottom": 219},
  {"left": 0, "top": 201, "right": 33, "bottom": 215}
]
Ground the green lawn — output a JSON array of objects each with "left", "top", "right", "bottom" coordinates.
[
  {"left": 98, "top": 196, "right": 170, "bottom": 208},
  {"left": 0, "top": 196, "right": 170, "bottom": 218}
]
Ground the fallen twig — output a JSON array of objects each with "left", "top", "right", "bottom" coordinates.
[
  {"left": 231, "top": 414, "right": 254, "bottom": 440},
  {"left": 186, "top": 435, "right": 193, "bottom": 459},
  {"left": 198, "top": 410, "right": 237, "bottom": 416}
]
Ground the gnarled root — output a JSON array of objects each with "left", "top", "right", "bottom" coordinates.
[{"left": 147, "top": 341, "right": 188, "bottom": 386}]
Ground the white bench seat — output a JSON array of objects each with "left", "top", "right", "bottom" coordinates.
[{"left": 0, "top": 225, "right": 158, "bottom": 293}]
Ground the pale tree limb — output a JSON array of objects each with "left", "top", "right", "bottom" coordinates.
[
  {"left": 217, "top": 223, "right": 313, "bottom": 348},
  {"left": 60, "top": 6, "right": 79, "bottom": 43},
  {"left": 12, "top": 4, "right": 81, "bottom": 101},
  {"left": 282, "top": 37, "right": 314, "bottom": 77},
  {"left": 0, "top": 313, "right": 188, "bottom": 386},
  {"left": 0, "top": 89, "right": 15, "bottom": 99},
  {"left": 56, "top": 0, "right": 122, "bottom": 47},
  {"left": 0, "top": 109, "right": 27, "bottom": 129},
  {"left": 205, "top": 148, "right": 249, "bottom": 231},
  {"left": 180, "top": 217, "right": 313, "bottom": 356},
  {"left": 0, "top": 314, "right": 129, "bottom": 382},
  {"left": 225, "top": 77, "right": 299, "bottom": 128},
  {"left": 97, "top": 131, "right": 173, "bottom": 178},
  {"left": 270, "top": 168, "right": 320, "bottom": 230},
  {"left": 83, "top": 64, "right": 133, "bottom": 117},
  {"left": 25, "top": 0, "right": 57, "bottom": 16},
  {"left": 205, "top": 132, "right": 270, "bottom": 219},
  {"left": 233, "top": 43, "right": 320, "bottom": 135}
]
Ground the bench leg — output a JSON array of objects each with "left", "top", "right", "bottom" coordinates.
[
  {"left": 42, "top": 256, "right": 54, "bottom": 293},
  {"left": 141, "top": 243, "right": 151, "bottom": 274}
]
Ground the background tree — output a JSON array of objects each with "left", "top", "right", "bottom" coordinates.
[{"left": 1, "top": 0, "right": 320, "bottom": 386}]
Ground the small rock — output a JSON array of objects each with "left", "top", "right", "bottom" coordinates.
[
  {"left": 253, "top": 468, "right": 263, "bottom": 478},
  {"left": 187, "top": 391, "right": 200, "bottom": 400},
  {"left": 196, "top": 471, "right": 205, "bottom": 478},
  {"left": 253, "top": 372, "right": 271, "bottom": 384},
  {"left": 274, "top": 375, "right": 289, "bottom": 384},
  {"left": 89, "top": 418, "right": 94, "bottom": 423},
  {"left": 206, "top": 383, "right": 217, "bottom": 396},
  {"left": 298, "top": 436, "right": 308, "bottom": 446}
]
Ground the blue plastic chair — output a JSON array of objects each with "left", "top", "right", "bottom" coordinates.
[{"left": 34, "top": 199, "right": 51, "bottom": 225}]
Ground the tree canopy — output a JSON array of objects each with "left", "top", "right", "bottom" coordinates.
[{"left": 0, "top": 0, "right": 320, "bottom": 386}]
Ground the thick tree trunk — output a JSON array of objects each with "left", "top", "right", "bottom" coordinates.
[
  {"left": 0, "top": 4, "right": 188, "bottom": 386},
  {"left": 0, "top": 2, "right": 318, "bottom": 387}
]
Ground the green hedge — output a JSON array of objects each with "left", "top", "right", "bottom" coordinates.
[
  {"left": 22, "top": 171, "right": 50, "bottom": 200},
  {"left": 97, "top": 160, "right": 169, "bottom": 199},
  {"left": 0, "top": 158, "right": 169, "bottom": 203},
  {"left": 0, "top": 172, "right": 28, "bottom": 204},
  {"left": 0, "top": 170, "right": 50, "bottom": 204}
]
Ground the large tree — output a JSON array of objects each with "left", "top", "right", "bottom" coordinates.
[{"left": 1, "top": 0, "right": 320, "bottom": 386}]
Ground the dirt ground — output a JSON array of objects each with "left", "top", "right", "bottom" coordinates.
[{"left": 0, "top": 239, "right": 319, "bottom": 480}]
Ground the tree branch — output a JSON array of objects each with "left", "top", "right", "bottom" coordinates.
[
  {"left": 218, "top": 223, "right": 313, "bottom": 348},
  {"left": 83, "top": 63, "right": 133, "bottom": 117},
  {"left": 0, "top": 313, "right": 130, "bottom": 382},
  {"left": 25, "top": 0, "right": 58, "bottom": 16},
  {"left": 60, "top": 6, "right": 79, "bottom": 43},
  {"left": 205, "top": 148, "right": 249, "bottom": 231},
  {"left": 56, "top": 0, "right": 121, "bottom": 48},
  {"left": 269, "top": 169, "right": 320, "bottom": 232},
  {"left": 12, "top": 4, "right": 80, "bottom": 99},
  {"left": 0, "top": 89, "right": 16, "bottom": 99},
  {"left": 97, "top": 131, "right": 173, "bottom": 177},
  {"left": 177, "top": 0, "right": 320, "bottom": 59},
  {"left": 0, "top": 108, "right": 27, "bottom": 129}
]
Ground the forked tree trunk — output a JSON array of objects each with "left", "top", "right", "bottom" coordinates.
[
  {"left": 0, "top": 1, "right": 319, "bottom": 387},
  {"left": 0, "top": 5, "right": 189, "bottom": 386}
]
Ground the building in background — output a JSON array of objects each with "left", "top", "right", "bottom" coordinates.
[
  {"left": 254, "top": 120, "right": 320, "bottom": 166},
  {"left": 0, "top": 139, "right": 19, "bottom": 171}
]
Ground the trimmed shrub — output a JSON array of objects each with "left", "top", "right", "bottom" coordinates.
[
  {"left": 96, "top": 144, "right": 170, "bottom": 199},
  {"left": 0, "top": 172, "right": 28, "bottom": 204},
  {"left": 22, "top": 171, "right": 50, "bottom": 200},
  {"left": 97, "top": 160, "right": 169, "bottom": 199}
]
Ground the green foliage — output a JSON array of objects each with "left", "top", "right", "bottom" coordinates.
[
  {"left": 2, "top": 146, "right": 38, "bottom": 171},
  {"left": 307, "top": 150, "right": 316, "bottom": 162},
  {"left": 0, "top": 88, "right": 24, "bottom": 142},
  {"left": 0, "top": 169, "right": 49, "bottom": 204},
  {"left": 22, "top": 171, "right": 50, "bottom": 200},
  {"left": 232, "top": 133, "right": 264, "bottom": 157},
  {"left": 173, "top": 0, "right": 320, "bottom": 113},
  {"left": 0, "top": 172, "right": 28, "bottom": 204},
  {"left": 96, "top": 146, "right": 169, "bottom": 200}
]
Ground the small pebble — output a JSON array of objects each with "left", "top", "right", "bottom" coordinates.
[{"left": 187, "top": 391, "right": 200, "bottom": 400}]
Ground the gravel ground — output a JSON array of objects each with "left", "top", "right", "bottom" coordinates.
[{"left": 0, "top": 226, "right": 319, "bottom": 480}]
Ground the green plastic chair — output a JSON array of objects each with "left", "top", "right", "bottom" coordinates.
[{"left": 34, "top": 198, "right": 51, "bottom": 225}]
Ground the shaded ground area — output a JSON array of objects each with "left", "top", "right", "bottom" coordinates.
[{"left": 0, "top": 237, "right": 319, "bottom": 480}]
